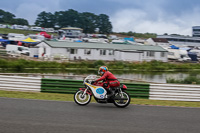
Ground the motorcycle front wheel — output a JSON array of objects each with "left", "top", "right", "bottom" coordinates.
[
  {"left": 113, "top": 91, "right": 130, "bottom": 108},
  {"left": 74, "top": 90, "right": 91, "bottom": 106}
]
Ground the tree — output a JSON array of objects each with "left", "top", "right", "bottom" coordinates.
[
  {"left": 55, "top": 9, "right": 81, "bottom": 28},
  {"left": 0, "top": 9, "right": 15, "bottom": 24},
  {"left": 79, "top": 12, "right": 97, "bottom": 33},
  {"left": 35, "top": 9, "right": 113, "bottom": 34},
  {"left": 0, "top": 9, "right": 29, "bottom": 25},
  {"left": 35, "top": 11, "right": 55, "bottom": 28},
  {"left": 127, "top": 31, "right": 134, "bottom": 36},
  {"left": 96, "top": 14, "right": 112, "bottom": 34},
  {"left": 14, "top": 18, "right": 29, "bottom": 25}
]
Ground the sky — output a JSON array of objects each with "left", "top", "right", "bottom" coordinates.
[{"left": 1, "top": 0, "right": 200, "bottom": 36}]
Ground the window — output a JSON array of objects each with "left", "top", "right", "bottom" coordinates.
[
  {"left": 168, "top": 52, "right": 174, "bottom": 55},
  {"left": 160, "top": 52, "right": 165, "bottom": 57},
  {"left": 100, "top": 49, "right": 106, "bottom": 55},
  {"left": 84, "top": 49, "right": 91, "bottom": 55},
  {"left": 18, "top": 47, "right": 23, "bottom": 51},
  {"left": 147, "top": 51, "right": 155, "bottom": 57},
  {"left": 70, "top": 49, "right": 77, "bottom": 54},
  {"left": 108, "top": 50, "right": 114, "bottom": 55}
]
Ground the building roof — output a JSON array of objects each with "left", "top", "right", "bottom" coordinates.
[
  {"left": 152, "top": 38, "right": 169, "bottom": 43},
  {"left": 43, "top": 41, "right": 168, "bottom": 52},
  {"left": 61, "top": 27, "right": 83, "bottom": 31},
  {"left": 157, "top": 35, "right": 200, "bottom": 40}
]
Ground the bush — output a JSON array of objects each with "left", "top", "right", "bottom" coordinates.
[
  {"left": 93, "top": 60, "right": 105, "bottom": 68},
  {"left": 167, "top": 76, "right": 200, "bottom": 84}
]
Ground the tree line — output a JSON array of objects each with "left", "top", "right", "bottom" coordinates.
[
  {"left": 35, "top": 9, "right": 112, "bottom": 34},
  {"left": 0, "top": 9, "right": 29, "bottom": 25},
  {"left": 0, "top": 9, "right": 112, "bottom": 34},
  {"left": 118, "top": 31, "right": 157, "bottom": 39},
  {"left": 0, "top": 9, "right": 157, "bottom": 37}
]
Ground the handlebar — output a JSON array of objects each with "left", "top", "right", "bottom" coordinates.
[{"left": 84, "top": 75, "right": 97, "bottom": 84}]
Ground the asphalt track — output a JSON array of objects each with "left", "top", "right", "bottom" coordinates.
[{"left": 0, "top": 97, "right": 200, "bottom": 133}]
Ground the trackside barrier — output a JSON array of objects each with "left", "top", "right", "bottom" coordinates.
[
  {"left": 0, "top": 75, "right": 41, "bottom": 92},
  {"left": 150, "top": 83, "right": 200, "bottom": 101},
  {"left": 41, "top": 78, "right": 150, "bottom": 99},
  {"left": 41, "top": 78, "right": 84, "bottom": 94},
  {"left": 1, "top": 75, "right": 200, "bottom": 101}
]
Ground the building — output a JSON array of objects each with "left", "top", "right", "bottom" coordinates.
[
  {"left": 157, "top": 35, "right": 200, "bottom": 47},
  {"left": 58, "top": 27, "right": 84, "bottom": 38},
  {"left": 30, "top": 41, "right": 168, "bottom": 62},
  {"left": 192, "top": 26, "right": 200, "bottom": 37}
]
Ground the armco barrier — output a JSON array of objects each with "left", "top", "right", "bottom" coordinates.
[
  {"left": 0, "top": 75, "right": 41, "bottom": 92},
  {"left": 41, "top": 78, "right": 150, "bottom": 99},
  {"left": 1, "top": 75, "right": 200, "bottom": 101},
  {"left": 149, "top": 83, "right": 200, "bottom": 101},
  {"left": 41, "top": 78, "right": 84, "bottom": 94}
]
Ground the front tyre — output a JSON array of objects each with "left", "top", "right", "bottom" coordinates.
[
  {"left": 74, "top": 90, "right": 91, "bottom": 106},
  {"left": 113, "top": 91, "right": 130, "bottom": 108}
]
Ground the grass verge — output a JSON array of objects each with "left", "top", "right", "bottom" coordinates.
[{"left": 0, "top": 90, "right": 199, "bottom": 108}]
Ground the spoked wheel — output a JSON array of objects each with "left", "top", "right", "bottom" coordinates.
[
  {"left": 74, "top": 90, "right": 91, "bottom": 106},
  {"left": 113, "top": 91, "right": 130, "bottom": 108}
]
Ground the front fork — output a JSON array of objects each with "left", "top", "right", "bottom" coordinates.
[
  {"left": 81, "top": 87, "right": 88, "bottom": 97},
  {"left": 80, "top": 87, "right": 92, "bottom": 97}
]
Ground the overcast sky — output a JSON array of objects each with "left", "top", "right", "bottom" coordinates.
[{"left": 1, "top": 0, "right": 200, "bottom": 35}]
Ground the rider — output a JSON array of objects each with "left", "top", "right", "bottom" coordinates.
[{"left": 93, "top": 66, "right": 120, "bottom": 97}]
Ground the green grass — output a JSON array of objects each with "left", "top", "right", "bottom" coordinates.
[
  {"left": 0, "top": 90, "right": 199, "bottom": 108},
  {"left": 1, "top": 59, "right": 200, "bottom": 72}
]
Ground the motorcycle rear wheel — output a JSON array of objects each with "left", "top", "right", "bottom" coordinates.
[
  {"left": 113, "top": 91, "right": 130, "bottom": 108},
  {"left": 74, "top": 90, "right": 91, "bottom": 106}
]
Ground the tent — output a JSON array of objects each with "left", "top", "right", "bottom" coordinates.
[
  {"left": 124, "top": 37, "right": 134, "bottom": 42},
  {"left": 74, "top": 40, "right": 82, "bottom": 42},
  {"left": 0, "top": 39, "right": 10, "bottom": 42},
  {"left": 0, "top": 39, "right": 10, "bottom": 47},
  {"left": 39, "top": 32, "right": 51, "bottom": 39},
  {"left": 21, "top": 37, "right": 37, "bottom": 43},
  {"left": 170, "top": 45, "right": 179, "bottom": 49}
]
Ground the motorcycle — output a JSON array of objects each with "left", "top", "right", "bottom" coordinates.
[{"left": 74, "top": 75, "right": 131, "bottom": 108}]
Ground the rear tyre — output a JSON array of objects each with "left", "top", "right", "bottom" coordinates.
[
  {"left": 113, "top": 91, "right": 130, "bottom": 108},
  {"left": 74, "top": 90, "right": 91, "bottom": 106}
]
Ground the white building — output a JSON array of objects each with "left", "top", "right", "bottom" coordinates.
[
  {"left": 157, "top": 35, "right": 200, "bottom": 47},
  {"left": 192, "top": 26, "right": 200, "bottom": 37},
  {"left": 30, "top": 41, "right": 168, "bottom": 62}
]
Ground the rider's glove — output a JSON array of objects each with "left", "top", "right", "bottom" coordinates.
[{"left": 91, "top": 81, "right": 96, "bottom": 85}]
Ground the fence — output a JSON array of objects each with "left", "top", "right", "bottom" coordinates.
[
  {"left": 149, "top": 83, "right": 200, "bottom": 101},
  {"left": 41, "top": 78, "right": 150, "bottom": 99},
  {"left": 0, "top": 75, "right": 41, "bottom": 92},
  {"left": 1, "top": 75, "right": 200, "bottom": 101}
]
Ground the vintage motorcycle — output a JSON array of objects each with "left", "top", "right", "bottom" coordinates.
[{"left": 74, "top": 75, "right": 130, "bottom": 108}]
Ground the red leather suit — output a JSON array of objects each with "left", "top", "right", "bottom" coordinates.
[{"left": 95, "top": 71, "right": 120, "bottom": 89}]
